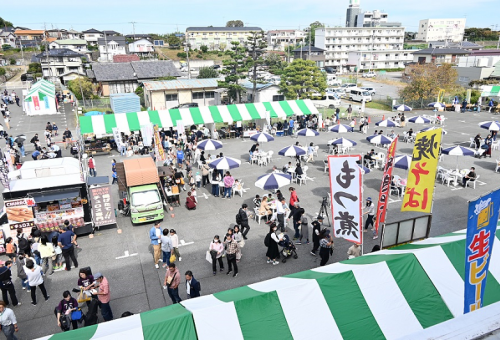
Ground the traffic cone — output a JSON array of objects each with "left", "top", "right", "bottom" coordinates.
[
  {"left": 368, "top": 116, "right": 371, "bottom": 124},
  {"left": 382, "top": 115, "right": 385, "bottom": 120}
]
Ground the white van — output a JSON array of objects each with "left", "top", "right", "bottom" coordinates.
[
  {"left": 312, "top": 93, "right": 342, "bottom": 108},
  {"left": 326, "top": 74, "right": 341, "bottom": 86},
  {"left": 349, "top": 88, "right": 372, "bottom": 102}
]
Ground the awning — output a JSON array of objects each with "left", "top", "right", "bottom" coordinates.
[
  {"left": 481, "top": 85, "right": 500, "bottom": 97},
  {"left": 79, "top": 100, "right": 319, "bottom": 135},
  {"left": 31, "top": 189, "right": 80, "bottom": 203}
]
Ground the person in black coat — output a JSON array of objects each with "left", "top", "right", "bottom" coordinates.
[
  {"left": 238, "top": 204, "right": 250, "bottom": 240},
  {"left": 185, "top": 271, "right": 200, "bottom": 298},
  {"left": 310, "top": 217, "right": 323, "bottom": 256}
]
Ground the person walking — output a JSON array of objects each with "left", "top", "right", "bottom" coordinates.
[
  {"left": 0, "top": 262, "right": 19, "bottom": 307},
  {"left": 5, "top": 238, "right": 16, "bottom": 262},
  {"left": 176, "top": 148, "right": 185, "bottom": 169},
  {"left": 170, "top": 229, "right": 181, "bottom": 262},
  {"left": 292, "top": 207, "right": 305, "bottom": 241},
  {"left": 265, "top": 223, "right": 281, "bottom": 265},
  {"left": 38, "top": 236, "right": 55, "bottom": 276},
  {"left": 288, "top": 118, "right": 294, "bottom": 136},
  {"left": 164, "top": 263, "right": 181, "bottom": 304},
  {"left": 363, "top": 197, "right": 376, "bottom": 239},
  {"left": 224, "top": 234, "right": 239, "bottom": 277},
  {"left": 288, "top": 187, "right": 299, "bottom": 216},
  {"left": 160, "top": 229, "right": 173, "bottom": 268},
  {"left": 149, "top": 222, "right": 162, "bottom": 269},
  {"left": 319, "top": 229, "right": 334, "bottom": 266},
  {"left": 88, "top": 156, "right": 96, "bottom": 177},
  {"left": 0, "top": 301, "right": 19, "bottom": 340},
  {"left": 400, "top": 113, "right": 406, "bottom": 127},
  {"left": 90, "top": 273, "right": 113, "bottom": 321},
  {"left": 16, "top": 228, "right": 31, "bottom": 257},
  {"left": 488, "top": 99, "right": 494, "bottom": 113},
  {"left": 310, "top": 216, "right": 323, "bottom": 256},
  {"left": 24, "top": 259, "right": 50, "bottom": 306},
  {"left": 57, "top": 225, "right": 78, "bottom": 271},
  {"left": 185, "top": 271, "right": 201, "bottom": 299},
  {"left": 14, "top": 255, "right": 29, "bottom": 292},
  {"left": 63, "top": 128, "right": 72, "bottom": 149},
  {"left": 222, "top": 171, "right": 235, "bottom": 199},
  {"left": 237, "top": 204, "right": 250, "bottom": 240},
  {"left": 209, "top": 236, "right": 224, "bottom": 275},
  {"left": 276, "top": 198, "right": 286, "bottom": 232},
  {"left": 56, "top": 291, "right": 79, "bottom": 331},
  {"left": 298, "top": 215, "right": 309, "bottom": 245}
]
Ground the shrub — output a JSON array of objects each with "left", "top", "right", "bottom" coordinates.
[
  {"left": 9, "top": 58, "right": 16, "bottom": 65},
  {"left": 196, "top": 54, "right": 203, "bottom": 58},
  {"left": 0, "top": 68, "right": 5, "bottom": 76},
  {"left": 218, "top": 53, "right": 223, "bottom": 57},
  {"left": 176, "top": 52, "right": 187, "bottom": 58},
  {"left": 200, "top": 45, "right": 208, "bottom": 53}
]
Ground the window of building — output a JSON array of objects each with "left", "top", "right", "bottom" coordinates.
[
  {"left": 166, "top": 94, "right": 178, "bottom": 101},
  {"left": 272, "top": 95, "right": 285, "bottom": 101},
  {"left": 205, "top": 91, "right": 215, "bottom": 99},
  {"left": 193, "top": 92, "right": 204, "bottom": 99},
  {"left": 386, "top": 54, "right": 390, "bottom": 57}
]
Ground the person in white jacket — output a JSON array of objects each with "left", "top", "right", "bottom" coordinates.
[
  {"left": 170, "top": 229, "right": 181, "bottom": 261},
  {"left": 38, "top": 236, "right": 55, "bottom": 276},
  {"left": 24, "top": 260, "right": 50, "bottom": 306}
]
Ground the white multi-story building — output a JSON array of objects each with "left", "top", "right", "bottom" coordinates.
[
  {"left": 186, "top": 27, "right": 263, "bottom": 51},
  {"left": 356, "top": 10, "right": 402, "bottom": 27},
  {"left": 416, "top": 19, "right": 466, "bottom": 42},
  {"left": 347, "top": 50, "right": 414, "bottom": 70},
  {"left": 98, "top": 36, "right": 127, "bottom": 62},
  {"left": 267, "top": 30, "right": 305, "bottom": 51},
  {"left": 315, "top": 26, "right": 405, "bottom": 73}
]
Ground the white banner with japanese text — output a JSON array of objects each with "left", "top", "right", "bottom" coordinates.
[{"left": 328, "top": 155, "right": 363, "bottom": 245}]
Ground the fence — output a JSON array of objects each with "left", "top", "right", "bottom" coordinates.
[{"left": 77, "top": 98, "right": 112, "bottom": 111}]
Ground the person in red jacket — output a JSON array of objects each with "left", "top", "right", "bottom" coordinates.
[
  {"left": 186, "top": 192, "right": 197, "bottom": 210},
  {"left": 88, "top": 156, "right": 96, "bottom": 177}
]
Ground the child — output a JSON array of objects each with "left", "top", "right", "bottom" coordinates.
[
  {"left": 195, "top": 172, "right": 202, "bottom": 188},
  {"left": 52, "top": 122, "right": 59, "bottom": 136},
  {"left": 190, "top": 186, "right": 198, "bottom": 203},
  {"left": 5, "top": 237, "right": 16, "bottom": 262},
  {"left": 52, "top": 235, "right": 63, "bottom": 270}
]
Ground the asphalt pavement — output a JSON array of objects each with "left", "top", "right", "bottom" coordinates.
[{"left": 2, "top": 91, "right": 500, "bottom": 339}]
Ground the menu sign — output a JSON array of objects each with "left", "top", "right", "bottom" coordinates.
[
  {"left": 5, "top": 198, "right": 36, "bottom": 230},
  {"left": 89, "top": 185, "right": 115, "bottom": 227}
]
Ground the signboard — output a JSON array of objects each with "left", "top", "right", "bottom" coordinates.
[
  {"left": 5, "top": 198, "right": 36, "bottom": 232},
  {"left": 153, "top": 125, "right": 166, "bottom": 163},
  {"left": 401, "top": 129, "right": 442, "bottom": 213},
  {"left": 328, "top": 155, "right": 362, "bottom": 245},
  {"left": 375, "top": 137, "right": 397, "bottom": 233},
  {"left": 464, "top": 189, "right": 500, "bottom": 313},
  {"left": 89, "top": 186, "right": 116, "bottom": 227},
  {"left": 0, "top": 152, "right": 10, "bottom": 189}
]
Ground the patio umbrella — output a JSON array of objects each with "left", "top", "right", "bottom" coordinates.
[
  {"left": 255, "top": 173, "right": 292, "bottom": 190},
  {"left": 394, "top": 104, "right": 412, "bottom": 112},
  {"left": 197, "top": 139, "right": 223, "bottom": 151},
  {"left": 394, "top": 154, "right": 412, "bottom": 170},
  {"left": 208, "top": 156, "right": 241, "bottom": 170},
  {"left": 329, "top": 124, "right": 353, "bottom": 133},
  {"left": 479, "top": 121, "right": 500, "bottom": 131},
  {"left": 250, "top": 132, "right": 275, "bottom": 143},
  {"left": 15, "top": 134, "right": 26, "bottom": 142},
  {"left": 278, "top": 145, "right": 307, "bottom": 157},
  {"left": 442, "top": 146, "right": 476, "bottom": 169},
  {"left": 329, "top": 137, "right": 357, "bottom": 147},
  {"left": 408, "top": 116, "right": 431, "bottom": 124},
  {"left": 428, "top": 102, "right": 445, "bottom": 108},
  {"left": 14, "top": 137, "right": 25, "bottom": 144},
  {"left": 358, "top": 164, "right": 370, "bottom": 174},
  {"left": 419, "top": 126, "right": 447, "bottom": 135},
  {"left": 368, "top": 135, "right": 393, "bottom": 145},
  {"left": 375, "top": 119, "right": 400, "bottom": 127},
  {"left": 297, "top": 128, "right": 319, "bottom": 137}
]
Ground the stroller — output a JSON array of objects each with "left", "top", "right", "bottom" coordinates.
[{"left": 278, "top": 234, "right": 298, "bottom": 263}]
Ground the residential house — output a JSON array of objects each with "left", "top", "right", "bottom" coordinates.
[
  {"left": 185, "top": 27, "right": 263, "bottom": 51},
  {"left": 66, "top": 30, "right": 82, "bottom": 40},
  {"left": 82, "top": 28, "right": 104, "bottom": 45},
  {"left": 455, "top": 49, "right": 500, "bottom": 86},
  {"left": 143, "top": 78, "right": 219, "bottom": 109},
  {"left": 102, "top": 30, "right": 120, "bottom": 37},
  {"left": 125, "top": 34, "right": 151, "bottom": 41},
  {"left": 428, "top": 41, "right": 482, "bottom": 51},
  {"left": 128, "top": 38, "right": 154, "bottom": 56},
  {"left": 241, "top": 82, "right": 283, "bottom": 103},
  {"left": 49, "top": 39, "right": 88, "bottom": 53},
  {"left": 87, "top": 60, "right": 181, "bottom": 96},
  {"left": 15, "top": 29, "right": 46, "bottom": 41},
  {"left": 31, "top": 48, "right": 85, "bottom": 83},
  {"left": 46, "top": 29, "right": 68, "bottom": 39},
  {"left": 98, "top": 36, "right": 127, "bottom": 62},
  {"left": 315, "top": 26, "right": 405, "bottom": 73},
  {"left": 0, "top": 29, "right": 16, "bottom": 48},
  {"left": 267, "top": 30, "right": 305, "bottom": 51},
  {"left": 416, "top": 19, "right": 466, "bottom": 42},
  {"left": 292, "top": 46, "right": 326, "bottom": 68},
  {"left": 412, "top": 48, "right": 471, "bottom": 64},
  {"left": 347, "top": 49, "right": 414, "bottom": 70}
]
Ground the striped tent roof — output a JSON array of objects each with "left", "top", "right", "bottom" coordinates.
[
  {"left": 25, "top": 79, "right": 56, "bottom": 100},
  {"left": 79, "top": 100, "right": 318, "bottom": 135},
  {"left": 38, "top": 225, "right": 500, "bottom": 340}
]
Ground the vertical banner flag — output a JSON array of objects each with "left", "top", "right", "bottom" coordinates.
[
  {"left": 33, "top": 96, "right": 40, "bottom": 111},
  {"left": 328, "top": 155, "right": 363, "bottom": 245},
  {"left": 401, "top": 129, "right": 442, "bottom": 213},
  {"left": 464, "top": 188, "right": 500, "bottom": 314},
  {"left": 153, "top": 125, "right": 166, "bottom": 162},
  {"left": 375, "top": 137, "right": 398, "bottom": 232}
]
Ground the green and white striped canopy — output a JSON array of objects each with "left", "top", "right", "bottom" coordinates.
[
  {"left": 79, "top": 100, "right": 319, "bottom": 135},
  {"left": 38, "top": 226, "right": 500, "bottom": 340},
  {"left": 24, "top": 79, "right": 56, "bottom": 101}
]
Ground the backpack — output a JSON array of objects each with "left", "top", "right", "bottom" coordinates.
[
  {"left": 264, "top": 233, "right": 271, "bottom": 247},
  {"left": 59, "top": 314, "right": 71, "bottom": 332},
  {"left": 18, "top": 235, "right": 29, "bottom": 251},
  {"left": 236, "top": 212, "right": 242, "bottom": 225}
]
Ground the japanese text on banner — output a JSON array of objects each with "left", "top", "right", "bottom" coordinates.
[
  {"left": 464, "top": 189, "right": 500, "bottom": 314},
  {"left": 375, "top": 138, "right": 398, "bottom": 232},
  {"left": 154, "top": 125, "right": 166, "bottom": 162},
  {"left": 328, "top": 155, "right": 362, "bottom": 245},
  {"left": 401, "top": 129, "right": 442, "bottom": 213}
]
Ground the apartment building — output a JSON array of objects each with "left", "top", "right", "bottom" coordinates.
[
  {"left": 186, "top": 27, "right": 263, "bottom": 51},
  {"left": 416, "top": 19, "right": 466, "bottom": 42},
  {"left": 32, "top": 49, "right": 86, "bottom": 84},
  {"left": 267, "top": 30, "right": 305, "bottom": 51},
  {"left": 347, "top": 50, "right": 414, "bottom": 70},
  {"left": 315, "top": 26, "right": 405, "bottom": 73}
]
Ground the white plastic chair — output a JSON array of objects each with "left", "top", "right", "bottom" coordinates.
[
  {"left": 324, "top": 160, "right": 329, "bottom": 173},
  {"left": 296, "top": 174, "right": 306, "bottom": 186},
  {"left": 233, "top": 181, "right": 244, "bottom": 197},
  {"left": 254, "top": 207, "right": 266, "bottom": 224},
  {"left": 267, "top": 150, "right": 274, "bottom": 163},
  {"left": 377, "top": 152, "right": 386, "bottom": 168},
  {"left": 469, "top": 138, "right": 476, "bottom": 148},
  {"left": 492, "top": 140, "right": 500, "bottom": 151},
  {"left": 258, "top": 153, "right": 268, "bottom": 166},
  {"left": 465, "top": 175, "right": 479, "bottom": 189}
]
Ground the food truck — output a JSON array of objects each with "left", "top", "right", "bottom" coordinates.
[{"left": 1, "top": 158, "right": 93, "bottom": 238}]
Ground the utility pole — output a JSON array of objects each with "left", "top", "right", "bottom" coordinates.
[
  {"left": 308, "top": 29, "right": 311, "bottom": 61},
  {"left": 104, "top": 31, "right": 109, "bottom": 62},
  {"left": 129, "top": 22, "right": 137, "bottom": 41}
]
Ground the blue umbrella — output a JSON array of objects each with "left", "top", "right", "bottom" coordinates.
[
  {"left": 250, "top": 132, "right": 275, "bottom": 143},
  {"left": 420, "top": 126, "right": 447, "bottom": 135},
  {"left": 278, "top": 145, "right": 307, "bottom": 157},
  {"left": 408, "top": 116, "right": 431, "bottom": 124},
  {"left": 394, "top": 154, "right": 412, "bottom": 170},
  {"left": 442, "top": 146, "right": 476, "bottom": 169},
  {"left": 255, "top": 173, "right": 292, "bottom": 190},
  {"left": 208, "top": 156, "right": 241, "bottom": 169},
  {"left": 479, "top": 121, "right": 500, "bottom": 131},
  {"left": 375, "top": 119, "right": 400, "bottom": 127},
  {"left": 393, "top": 104, "right": 412, "bottom": 111},
  {"left": 428, "top": 102, "right": 445, "bottom": 108},
  {"left": 329, "top": 137, "right": 357, "bottom": 147},
  {"left": 368, "top": 135, "right": 393, "bottom": 145},
  {"left": 197, "top": 139, "right": 223, "bottom": 151},
  {"left": 297, "top": 128, "right": 319, "bottom": 137},
  {"left": 329, "top": 124, "right": 353, "bottom": 133},
  {"left": 84, "top": 111, "right": 105, "bottom": 116}
]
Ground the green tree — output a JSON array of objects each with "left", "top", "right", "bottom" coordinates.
[
  {"left": 197, "top": 66, "right": 219, "bottom": 79},
  {"left": 304, "top": 21, "right": 324, "bottom": 46},
  {"left": 246, "top": 31, "right": 267, "bottom": 102},
  {"left": 67, "top": 77, "right": 94, "bottom": 100},
  {"left": 9, "top": 58, "right": 16, "bottom": 65},
  {"left": 166, "top": 34, "right": 181, "bottom": 47},
  {"left": 219, "top": 41, "right": 248, "bottom": 103},
  {"left": 200, "top": 45, "right": 208, "bottom": 53},
  {"left": 226, "top": 20, "right": 244, "bottom": 28},
  {"left": 265, "top": 53, "right": 288, "bottom": 75},
  {"left": 0, "top": 17, "right": 13, "bottom": 28},
  {"left": 279, "top": 59, "right": 327, "bottom": 99},
  {"left": 0, "top": 68, "right": 5, "bottom": 76},
  {"left": 465, "top": 27, "right": 499, "bottom": 41},
  {"left": 28, "top": 62, "right": 42, "bottom": 74}
]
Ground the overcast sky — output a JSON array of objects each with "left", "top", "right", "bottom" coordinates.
[{"left": 7, "top": 0, "right": 499, "bottom": 35}]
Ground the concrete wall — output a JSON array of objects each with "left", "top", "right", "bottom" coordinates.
[
  {"left": 172, "top": 60, "right": 215, "bottom": 69},
  {"left": 456, "top": 67, "right": 495, "bottom": 86}
]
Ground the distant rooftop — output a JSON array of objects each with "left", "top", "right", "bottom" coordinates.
[
  {"left": 186, "top": 27, "right": 262, "bottom": 32},
  {"left": 412, "top": 47, "right": 471, "bottom": 55},
  {"left": 143, "top": 78, "right": 219, "bottom": 91}
]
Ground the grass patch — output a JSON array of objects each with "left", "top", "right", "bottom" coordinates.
[
  {"left": 366, "top": 102, "right": 392, "bottom": 111},
  {"left": 157, "top": 48, "right": 231, "bottom": 63}
]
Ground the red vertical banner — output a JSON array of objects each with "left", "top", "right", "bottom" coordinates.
[
  {"left": 33, "top": 96, "right": 40, "bottom": 111},
  {"left": 374, "top": 137, "right": 398, "bottom": 233}
]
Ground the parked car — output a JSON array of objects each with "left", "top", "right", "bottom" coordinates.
[
  {"left": 341, "top": 84, "right": 358, "bottom": 93},
  {"left": 362, "top": 71, "right": 376, "bottom": 78},
  {"left": 171, "top": 103, "right": 199, "bottom": 109},
  {"left": 349, "top": 88, "right": 372, "bottom": 102},
  {"left": 212, "top": 65, "right": 221, "bottom": 69},
  {"left": 311, "top": 93, "right": 342, "bottom": 109},
  {"left": 324, "top": 67, "right": 335, "bottom": 74},
  {"left": 361, "top": 87, "right": 376, "bottom": 96},
  {"left": 330, "top": 88, "right": 347, "bottom": 98}
]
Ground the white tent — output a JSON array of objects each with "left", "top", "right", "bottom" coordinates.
[{"left": 24, "top": 79, "right": 58, "bottom": 116}]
